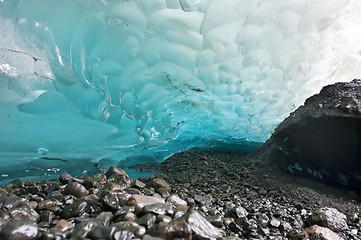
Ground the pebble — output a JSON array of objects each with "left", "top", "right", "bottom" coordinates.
[
  {"left": 180, "top": 209, "right": 224, "bottom": 239},
  {"left": 63, "top": 182, "right": 89, "bottom": 198},
  {"left": 270, "top": 218, "right": 281, "bottom": 228},
  {"left": 143, "top": 203, "right": 173, "bottom": 215},
  {"left": 308, "top": 207, "right": 348, "bottom": 232},
  {"left": 299, "top": 225, "right": 343, "bottom": 240},
  {"left": 88, "top": 225, "right": 116, "bottom": 240},
  {"left": 147, "top": 220, "right": 192, "bottom": 240},
  {"left": 61, "top": 201, "right": 87, "bottom": 219},
  {"left": 166, "top": 194, "right": 188, "bottom": 212},
  {"left": 102, "top": 192, "right": 131, "bottom": 211},
  {"left": 0, "top": 219, "right": 38, "bottom": 240}
]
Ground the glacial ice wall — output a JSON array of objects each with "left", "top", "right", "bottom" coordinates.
[{"left": 1, "top": 0, "right": 361, "bottom": 180}]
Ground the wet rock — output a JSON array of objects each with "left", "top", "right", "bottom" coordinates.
[
  {"left": 134, "top": 179, "right": 146, "bottom": 189},
  {"left": 147, "top": 220, "right": 192, "bottom": 240},
  {"left": 299, "top": 225, "right": 343, "bottom": 240},
  {"left": 125, "top": 188, "right": 142, "bottom": 195},
  {"left": 347, "top": 212, "right": 358, "bottom": 223},
  {"left": 95, "top": 211, "right": 113, "bottom": 226},
  {"left": 63, "top": 182, "right": 89, "bottom": 198},
  {"left": 226, "top": 206, "right": 248, "bottom": 219},
  {"left": 115, "top": 211, "right": 137, "bottom": 222},
  {"left": 269, "top": 218, "right": 281, "bottom": 228},
  {"left": 113, "top": 230, "right": 134, "bottom": 240},
  {"left": 135, "top": 213, "right": 157, "bottom": 229},
  {"left": 59, "top": 172, "right": 84, "bottom": 185},
  {"left": 166, "top": 194, "right": 188, "bottom": 212},
  {"left": 88, "top": 225, "right": 116, "bottom": 240},
  {"left": 143, "top": 203, "right": 173, "bottom": 216},
  {"left": 148, "top": 178, "right": 171, "bottom": 192},
  {"left": 61, "top": 201, "right": 87, "bottom": 219},
  {"left": 142, "top": 234, "right": 165, "bottom": 240},
  {"left": 71, "top": 220, "right": 98, "bottom": 239},
  {"left": 268, "top": 79, "right": 361, "bottom": 192},
  {"left": 37, "top": 199, "right": 59, "bottom": 210},
  {"left": 102, "top": 192, "right": 131, "bottom": 211},
  {"left": 44, "top": 190, "right": 63, "bottom": 201},
  {"left": 180, "top": 209, "right": 223, "bottom": 239},
  {"left": 280, "top": 221, "right": 293, "bottom": 233},
  {"left": 130, "top": 194, "right": 165, "bottom": 214},
  {"left": 308, "top": 207, "right": 348, "bottom": 232},
  {"left": 0, "top": 194, "right": 23, "bottom": 211},
  {"left": 9, "top": 205, "right": 40, "bottom": 222},
  {"left": 52, "top": 219, "right": 74, "bottom": 233},
  {"left": 111, "top": 221, "right": 146, "bottom": 237},
  {"left": 155, "top": 187, "right": 170, "bottom": 198},
  {"left": 82, "top": 174, "right": 106, "bottom": 189},
  {"left": 157, "top": 215, "right": 173, "bottom": 223},
  {"left": 194, "top": 194, "right": 212, "bottom": 205},
  {"left": 0, "top": 219, "right": 38, "bottom": 240},
  {"left": 39, "top": 210, "right": 55, "bottom": 224},
  {"left": 206, "top": 214, "right": 224, "bottom": 228},
  {"left": 105, "top": 167, "right": 132, "bottom": 189}
]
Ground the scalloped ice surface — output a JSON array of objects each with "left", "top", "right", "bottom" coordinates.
[{"left": 1, "top": 0, "right": 361, "bottom": 182}]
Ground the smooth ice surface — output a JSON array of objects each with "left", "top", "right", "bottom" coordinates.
[{"left": 1, "top": 0, "right": 361, "bottom": 181}]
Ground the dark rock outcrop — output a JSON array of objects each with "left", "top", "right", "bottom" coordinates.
[{"left": 267, "top": 79, "right": 361, "bottom": 193}]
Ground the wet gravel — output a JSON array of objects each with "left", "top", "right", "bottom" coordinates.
[{"left": 0, "top": 150, "right": 360, "bottom": 239}]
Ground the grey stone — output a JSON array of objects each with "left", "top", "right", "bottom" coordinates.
[
  {"left": 143, "top": 203, "right": 173, "bottom": 216},
  {"left": 166, "top": 194, "right": 188, "bottom": 212},
  {"left": 63, "top": 182, "right": 89, "bottom": 198},
  {"left": 95, "top": 211, "right": 113, "bottom": 226},
  {"left": 299, "top": 225, "right": 343, "bottom": 240},
  {"left": 39, "top": 210, "right": 55, "bottom": 224},
  {"left": 71, "top": 220, "right": 98, "bottom": 239},
  {"left": 180, "top": 209, "right": 223, "bottom": 239},
  {"left": 0, "top": 219, "right": 38, "bottom": 240},
  {"left": 115, "top": 212, "right": 137, "bottom": 222},
  {"left": 82, "top": 174, "right": 106, "bottom": 189},
  {"left": 206, "top": 214, "right": 224, "bottom": 228},
  {"left": 136, "top": 213, "right": 157, "bottom": 229},
  {"left": 147, "top": 220, "right": 192, "bottom": 240},
  {"left": 148, "top": 178, "right": 171, "bottom": 192},
  {"left": 52, "top": 219, "right": 73, "bottom": 232},
  {"left": 113, "top": 230, "right": 134, "bottom": 240},
  {"left": 308, "top": 207, "right": 348, "bottom": 232},
  {"left": 226, "top": 206, "right": 248, "bottom": 219},
  {"left": 9, "top": 205, "right": 40, "bottom": 222},
  {"left": 61, "top": 201, "right": 87, "bottom": 219},
  {"left": 37, "top": 199, "right": 59, "bottom": 210},
  {"left": 194, "top": 194, "right": 212, "bottom": 205},
  {"left": 157, "top": 215, "right": 173, "bottom": 223},
  {"left": 44, "top": 190, "right": 63, "bottom": 201},
  {"left": 105, "top": 167, "right": 132, "bottom": 189},
  {"left": 111, "top": 221, "right": 146, "bottom": 237},
  {"left": 130, "top": 194, "right": 165, "bottom": 214},
  {"left": 88, "top": 225, "right": 116, "bottom": 240},
  {"left": 269, "top": 218, "right": 281, "bottom": 228},
  {"left": 142, "top": 234, "right": 165, "bottom": 240},
  {"left": 0, "top": 194, "right": 23, "bottom": 211},
  {"left": 134, "top": 179, "right": 146, "bottom": 189},
  {"left": 102, "top": 192, "right": 131, "bottom": 211}
]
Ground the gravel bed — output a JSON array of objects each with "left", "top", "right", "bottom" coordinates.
[{"left": 0, "top": 150, "right": 360, "bottom": 239}]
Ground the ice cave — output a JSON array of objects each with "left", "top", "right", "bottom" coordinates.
[{"left": 1, "top": 0, "right": 361, "bottom": 182}]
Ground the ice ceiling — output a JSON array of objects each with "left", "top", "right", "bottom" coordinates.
[{"left": 1, "top": 0, "right": 361, "bottom": 180}]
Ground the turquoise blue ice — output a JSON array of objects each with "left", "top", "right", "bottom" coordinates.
[{"left": 1, "top": 0, "right": 361, "bottom": 181}]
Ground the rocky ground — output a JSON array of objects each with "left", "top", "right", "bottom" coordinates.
[{"left": 0, "top": 149, "right": 360, "bottom": 239}]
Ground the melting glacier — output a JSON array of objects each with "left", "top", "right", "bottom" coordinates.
[{"left": 1, "top": 0, "right": 361, "bottom": 181}]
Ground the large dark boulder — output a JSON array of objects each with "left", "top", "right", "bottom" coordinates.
[{"left": 267, "top": 79, "right": 361, "bottom": 193}]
